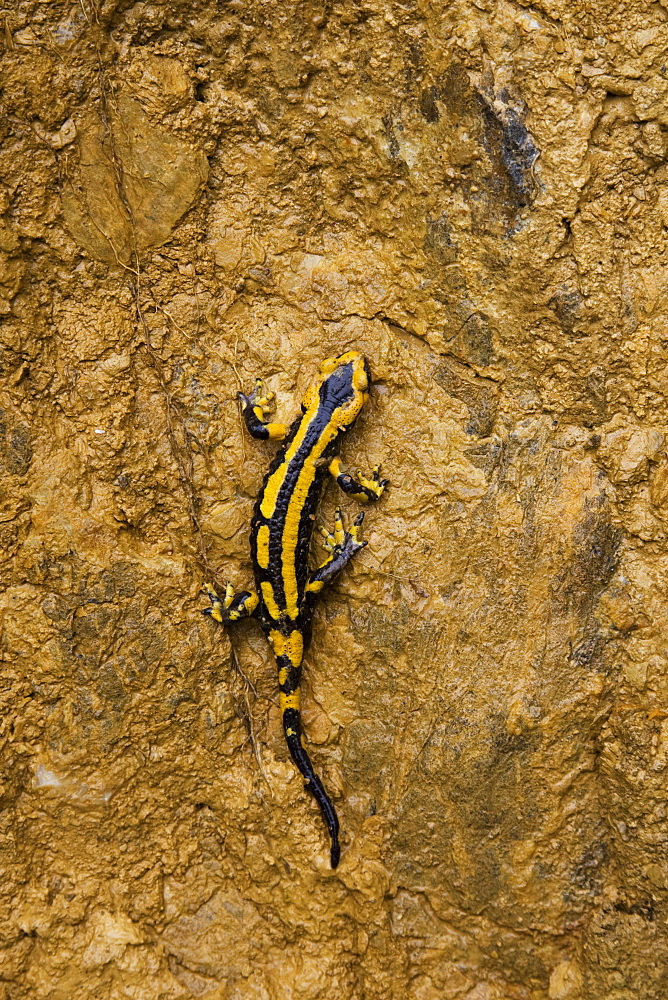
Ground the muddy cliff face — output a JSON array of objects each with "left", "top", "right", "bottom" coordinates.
[{"left": 1, "top": 1, "right": 668, "bottom": 997}]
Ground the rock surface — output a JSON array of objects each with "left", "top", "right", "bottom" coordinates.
[{"left": 1, "top": 1, "right": 667, "bottom": 997}]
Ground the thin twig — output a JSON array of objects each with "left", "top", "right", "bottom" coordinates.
[
  {"left": 134, "top": 283, "right": 212, "bottom": 575},
  {"left": 230, "top": 641, "right": 272, "bottom": 794},
  {"left": 148, "top": 291, "right": 190, "bottom": 338}
]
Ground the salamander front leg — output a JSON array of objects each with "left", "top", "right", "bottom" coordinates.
[
  {"left": 328, "top": 458, "right": 389, "bottom": 503},
  {"left": 306, "top": 507, "right": 367, "bottom": 598},
  {"left": 238, "top": 379, "right": 287, "bottom": 440},
  {"left": 202, "top": 583, "right": 259, "bottom": 623}
]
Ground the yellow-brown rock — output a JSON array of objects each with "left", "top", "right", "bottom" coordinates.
[{"left": 1, "top": 1, "right": 667, "bottom": 997}]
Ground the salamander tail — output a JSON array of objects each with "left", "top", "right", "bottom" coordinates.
[{"left": 282, "top": 707, "right": 340, "bottom": 868}]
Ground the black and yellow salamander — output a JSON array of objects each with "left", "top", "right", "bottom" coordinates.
[{"left": 203, "top": 351, "right": 388, "bottom": 868}]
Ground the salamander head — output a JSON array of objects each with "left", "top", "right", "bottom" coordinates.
[{"left": 301, "top": 351, "right": 371, "bottom": 426}]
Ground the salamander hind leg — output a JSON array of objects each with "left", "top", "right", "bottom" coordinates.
[
  {"left": 328, "top": 458, "right": 389, "bottom": 503},
  {"left": 306, "top": 507, "right": 367, "bottom": 597},
  {"left": 238, "top": 378, "right": 287, "bottom": 440},
  {"left": 202, "top": 582, "right": 259, "bottom": 623}
]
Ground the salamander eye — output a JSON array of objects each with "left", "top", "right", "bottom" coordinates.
[{"left": 319, "top": 357, "right": 339, "bottom": 376}]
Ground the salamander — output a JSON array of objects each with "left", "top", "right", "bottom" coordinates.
[{"left": 203, "top": 351, "right": 388, "bottom": 868}]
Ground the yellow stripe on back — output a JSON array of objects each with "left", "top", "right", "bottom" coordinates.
[
  {"left": 269, "top": 629, "right": 303, "bottom": 668},
  {"left": 259, "top": 410, "right": 320, "bottom": 519},
  {"left": 280, "top": 691, "right": 301, "bottom": 712},
  {"left": 261, "top": 581, "right": 281, "bottom": 620},
  {"left": 269, "top": 630, "right": 285, "bottom": 656},
  {"left": 256, "top": 524, "right": 270, "bottom": 569},
  {"left": 286, "top": 630, "right": 303, "bottom": 666},
  {"left": 281, "top": 421, "right": 339, "bottom": 617}
]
